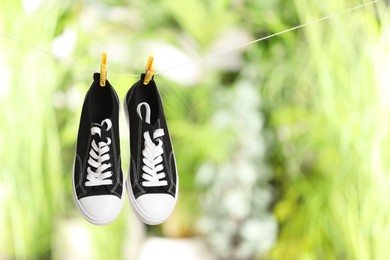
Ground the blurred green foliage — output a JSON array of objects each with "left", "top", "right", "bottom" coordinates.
[
  {"left": 0, "top": 1, "right": 66, "bottom": 258},
  {"left": 261, "top": 1, "right": 390, "bottom": 259},
  {"left": 0, "top": 0, "right": 389, "bottom": 259}
]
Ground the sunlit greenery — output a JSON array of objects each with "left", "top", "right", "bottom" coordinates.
[
  {"left": 262, "top": 1, "right": 390, "bottom": 258},
  {"left": 0, "top": 0, "right": 389, "bottom": 259}
]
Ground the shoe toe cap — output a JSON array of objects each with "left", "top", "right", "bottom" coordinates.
[
  {"left": 78, "top": 195, "right": 122, "bottom": 225},
  {"left": 135, "top": 194, "right": 176, "bottom": 225}
]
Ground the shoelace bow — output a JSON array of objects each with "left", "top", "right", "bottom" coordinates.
[
  {"left": 85, "top": 119, "right": 114, "bottom": 187},
  {"left": 137, "top": 102, "right": 168, "bottom": 187}
]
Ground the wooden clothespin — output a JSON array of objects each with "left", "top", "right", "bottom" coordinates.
[
  {"left": 100, "top": 53, "right": 107, "bottom": 87},
  {"left": 143, "top": 56, "right": 154, "bottom": 85}
]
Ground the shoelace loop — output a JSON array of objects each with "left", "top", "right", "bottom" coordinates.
[
  {"left": 137, "top": 102, "right": 168, "bottom": 187},
  {"left": 85, "top": 118, "right": 114, "bottom": 187}
]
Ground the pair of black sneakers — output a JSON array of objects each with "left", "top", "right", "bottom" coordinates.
[{"left": 73, "top": 73, "right": 178, "bottom": 225}]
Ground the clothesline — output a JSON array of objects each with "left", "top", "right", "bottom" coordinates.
[{"left": 0, "top": 0, "right": 382, "bottom": 77}]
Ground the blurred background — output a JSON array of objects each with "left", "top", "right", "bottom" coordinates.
[{"left": 0, "top": 0, "right": 390, "bottom": 259}]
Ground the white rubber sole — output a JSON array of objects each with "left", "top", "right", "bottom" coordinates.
[
  {"left": 123, "top": 92, "right": 179, "bottom": 225},
  {"left": 126, "top": 173, "right": 179, "bottom": 225},
  {"left": 72, "top": 161, "right": 125, "bottom": 225}
]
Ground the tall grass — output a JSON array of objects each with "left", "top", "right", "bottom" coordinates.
[
  {"left": 260, "top": 1, "right": 390, "bottom": 258},
  {"left": 0, "top": 1, "right": 66, "bottom": 258}
]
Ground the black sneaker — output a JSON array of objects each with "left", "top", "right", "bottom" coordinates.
[
  {"left": 73, "top": 73, "right": 124, "bottom": 225},
  {"left": 124, "top": 74, "right": 178, "bottom": 225}
]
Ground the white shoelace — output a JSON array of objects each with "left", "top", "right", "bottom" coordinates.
[
  {"left": 85, "top": 119, "right": 114, "bottom": 187},
  {"left": 137, "top": 102, "right": 168, "bottom": 187}
]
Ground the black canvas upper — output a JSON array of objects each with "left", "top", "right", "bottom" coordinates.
[
  {"left": 74, "top": 73, "right": 123, "bottom": 199},
  {"left": 125, "top": 74, "right": 177, "bottom": 199}
]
